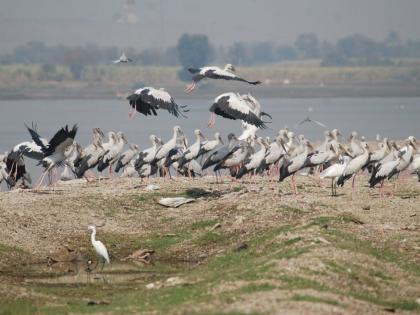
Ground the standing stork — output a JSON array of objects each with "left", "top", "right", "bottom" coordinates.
[
  {"left": 185, "top": 64, "right": 261, "bottom": 93},
  {"left": 336, "top": 142, "right": 370, "bottom": 197},
  {"left": 236, "top": 137, "right": 269, "bottom": 179},
  {"left": 279, "top": 140, "right": 313, "bottom": 194},
  {"left": 115, "top": 144, "right": 139, "bottom": 173},
  {"left": 127, "top": 87, "right": 188, "bottom": 118},
  {"left": 25, "top": 124, "right": 78, "bottom": 188},
  {"left": 177, "top": 129, "right": 206, "bottom": 176},
  {"left": 197, "top": 132, "right": 224, "bottom": 158}
]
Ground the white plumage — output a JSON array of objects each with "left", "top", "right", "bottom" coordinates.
[{"left": 88, "top": 225, "right": 110, "bottom": 266}]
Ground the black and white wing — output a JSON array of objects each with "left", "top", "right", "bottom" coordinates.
[
  {"left": 207, "top": 68, "right": 261, "bottom": 85},
  {"left": 46, "top": 125, "right": 78, "bottom": 156},
  {"left": 210, "top": 93, "right": 266, "bottom": 128},
  {"left": 127, "top": 87, "right": 187, "bottom": 118}
]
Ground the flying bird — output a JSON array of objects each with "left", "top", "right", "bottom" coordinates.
[
  {"left": 127, "top": 87, "right": 188, "bottom": 118},
  {"left": 25, "top": 123, "right": 78, "bottom": 188},
  {"left": 113, "top": 51, "right": 133, "bottom": 63},
  {"left": 208, "top": 93, "right": 268, "bottom": 128},
  {"left": 185, "top": 64, "right": 261, "bottom": 93},
  {"left": 296, "top": 117, "right": 327, "bottom": 128}
]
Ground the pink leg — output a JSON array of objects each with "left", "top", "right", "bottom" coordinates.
[
  {"left": 128, "top": 107, "right": 137, "bottom": 118},
  {"left": 185, "top": 82, "right": 196, "bottom": 93},
  {"left": 351, "top": 175, "right": 357, "bottom": 198},
  {"left": 208, "top": 113, "right": 216, "bottom": 128}
]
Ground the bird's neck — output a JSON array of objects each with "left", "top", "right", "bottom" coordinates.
[{"left": 90, "top": 230, "right": 96, "bottom": 243}]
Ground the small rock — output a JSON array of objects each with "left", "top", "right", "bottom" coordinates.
[
  {"left": 146, "top": 282, "right": 162, "bottom": 290},
  {"left": 209, "top": 223, "right": 222, "bottom": 231},
  {"left": 232, "top": 216, "right": 245, "bottom": 227},
  {"left": 166, "top": 276, "right": 185, "bottom": 286},
  {"left": 402, "top": 224, "right": 417, "bottom": 231},
  {"left": 234, "top": 242, "right": 248, "bottom": 252},
  {"left": 416, "top": 298, "right": 420, "bottom": 305},
  {"left": 87, "top": 299, "right": 111, "bottom": 306},
  {"left": 409, "top": 213, "right": 416, "bottom": 217},
  {"left": 315, "top": 237, "right": 330, "bottom": 244},
  {"left": 362, "top": 206, "right": 370, "bottom": 211},
  {"left": 145, "top": 184, "right": 160, "bottom": 191},
  {"left": 158, "top": 197, "right": 194, "bottom": 208},
  {"left": 383, "top": 308, "right": 396, "bottom": 313},
  {"left": 121, "top": 249, "right": 155, "bottom": 264}
]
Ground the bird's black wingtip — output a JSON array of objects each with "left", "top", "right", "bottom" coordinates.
[{"left": 188, "top": 68, "right": 201, "bottom": 74}]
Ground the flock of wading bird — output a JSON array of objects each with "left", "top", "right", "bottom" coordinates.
[
  {"left": 1, "top": 64, "right": 419, "bottom": 200},
  {"left": 1, "top": 61, "right": 419, "bottom": 268}
]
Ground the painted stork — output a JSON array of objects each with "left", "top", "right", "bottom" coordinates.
[
  {"left": 185, "top": 64, "right": 261, "bottom": 93},
  {"left": 127, "top": 87, "right": 188, "bottom": 118}
]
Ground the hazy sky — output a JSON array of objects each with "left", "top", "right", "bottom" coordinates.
[{"left": 1, "top": 0, "right": 419, "bottom": 52}]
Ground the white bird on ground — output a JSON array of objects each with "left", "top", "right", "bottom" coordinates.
[
  {"left": 177, "top": 129, "right": 206, "bottom": 175},
  {"left": 135, "top": 135, "right": 161, "bottom": 170},
  {"left": 198, "top": 132, "right": 224, "bottom": 158},
  {"left": 320, "top": 156, "right": 351, "bottom": 196},
  {"left": 88, "top": 225, "right": 110, "bottom": 270},
  {"left": 97, "top": 132, "right": 128, "bottom": 175},
  {"left": 115, "top": 144, "right": 139, "bottom": 173},
  {"left": 0, "top": 157, "right": 15, "bottom": 187},
  {"left": 348, "top": 131, "right": 363, "bottom": 157},
  {"left": 236, "top": 137, "right": 269, "bottom": 179},
  {"left": 185, "top": 64, "right": 261, "bottom": 93},
  {"left": 279, "top": 140, "right": 313, "bottom": 194},
  {"left": 337, "top": 142, "right": 370, "bottom": 196},
  {"left": 153, "top": 126, "right": 185, "bottom": 177}
]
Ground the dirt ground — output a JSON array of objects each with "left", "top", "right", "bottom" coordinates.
[{"left": 0, "top": 174, "right": 419, "bottom": 314}]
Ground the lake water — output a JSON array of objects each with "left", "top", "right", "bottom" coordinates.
[{"left": 0, "top": 97, "right": 419, "bottom": 183}]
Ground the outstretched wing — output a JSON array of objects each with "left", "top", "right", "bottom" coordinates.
[
  {"left": 140, "top": 88, "right": 187, "bottom": 118},
  {"left": 210, "top": 94, "right": 266, "bottom": 129},
  {"left": 47, "top": 124, "right": 78, "bottom": 156},
  {"left": 25, "top": 123, "right": 48, "bottom": 154}
]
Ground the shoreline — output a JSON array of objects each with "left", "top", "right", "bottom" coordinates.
[{"left": 1, "top": 82, "right": 420, "bottom": 101}]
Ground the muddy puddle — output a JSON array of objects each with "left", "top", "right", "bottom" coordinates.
[{"left": 2, "top": 259, "right": 198, "bottom": 287}]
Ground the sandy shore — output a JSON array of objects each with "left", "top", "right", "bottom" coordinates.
[{"left": 0, "top": 175, "right": 419, "bottom": 314}]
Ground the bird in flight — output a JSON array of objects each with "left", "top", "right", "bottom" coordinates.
[
  {"left": 296, "top": 117, "right": 327, "bottom": 128},
  {"left": 113, "top": 51, "right": 133, "bottom": 64}
]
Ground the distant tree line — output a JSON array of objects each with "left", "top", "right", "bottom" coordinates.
[{"left": 1, "top": 31, "right": 420, "bottom": 80}]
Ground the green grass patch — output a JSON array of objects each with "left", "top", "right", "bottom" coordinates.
[
  {"left": 195, "top": 231, "right": 225, "bottom": 246},
  {"left": 291, "top": 294, "right": 340, "bottom": 306},
  {"left": 277, "top": 205, "right": 304, "bottom": 214},
  {"left": 0, "top": 300, "right": 38, "bottom": 315},
  {"left": 323, "top": 228, "right": 420, "bottom": 276},
  {"left": 191, "top": 219, "right": 219, "bottom": 230}
]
